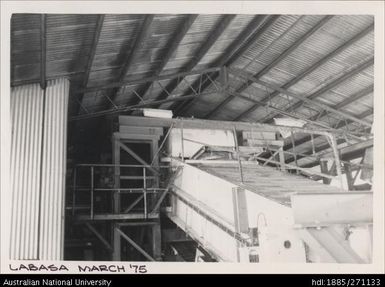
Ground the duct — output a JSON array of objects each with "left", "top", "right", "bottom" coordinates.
[{"left": 9, "top": 78, "right": 69, "bottom": 260}]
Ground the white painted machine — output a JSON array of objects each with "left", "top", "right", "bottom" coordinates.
[
  {"left": 117, "top": 116, "right": 373, "bottom": 263},
  {"left": 164, "top": 127, "right": 373, "bottom": 263}
]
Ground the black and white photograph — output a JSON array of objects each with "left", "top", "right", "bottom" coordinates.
[{"left": 1, "top": 0, "right": 384, "bottom": 275}]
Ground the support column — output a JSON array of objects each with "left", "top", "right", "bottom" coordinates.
[
  {"left": 112, "top": 135, "right": 121, "bottom": 213},
  {"left": 320, "top": 159, "right": 331, "bottom": 185},
  {"left": 329, "top": 134, "right": 344, "bottom": 189},
  {"left": 112, "top": 224, "right": 121, "bottom": 261},
  {"left": 152, "top": 223, "right": 162, "bottom": 261},
  {"left": 232, "top": 187, "right": 249, "bottom": 262},
  {"left": 112, "top": 135, "right": 121, "bottom": 261},
  {"left": 344, "top": 162, "right": 354, "bottom": 191},
  {"left": 278, "top": 147, "right": 286, "bottom": 172}
]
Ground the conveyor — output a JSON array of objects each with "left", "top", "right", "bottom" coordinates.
[
  {"left": 116, "top": 115, "right": 373, "bottom": 263},
  {"left": 166, "top": 159, "right": 372, "bottom": 263}
]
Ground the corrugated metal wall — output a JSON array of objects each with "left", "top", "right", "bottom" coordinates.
[
  {"left": 10, "top": 78, "right": 69, "bottom": 260},
  {"left": 10, "top": 84, "right": 44, "bottom": 260},
  {"left": 39, "top": 78, "right": 69, "bottom": 260}
]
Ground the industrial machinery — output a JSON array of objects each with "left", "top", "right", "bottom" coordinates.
[{"left": 68, "top": 114, "right": 373, "bottom": 263}]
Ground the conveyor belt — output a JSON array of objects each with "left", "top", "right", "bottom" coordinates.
[{"left": 191, "top": 161, "right": 344, "bottom": 206}]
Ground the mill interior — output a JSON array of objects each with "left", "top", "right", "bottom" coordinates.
[{"left": 9, "top": 14, "right": 374, "bottom": 263}]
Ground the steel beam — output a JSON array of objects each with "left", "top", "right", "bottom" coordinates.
[
  {"left": 308, "top": 85, "right": 373, "bottom": 122},
  {"left": 77, "top": 67, "right": 220, "bottom": 94},
  {"left": 344, "top": 162, "right": 354, "bottom": 190},
  {"left": 319, "top": 159, "right": 331, "bottom": 184},
  {"left": 238, "top": 16, "right": 333, "bottom": 94},
  {"left": 221, "top": 15, "right": 278, "bottom": 67},
  {"left": 76, "top": 213, "right": 158, "bottom": 221},
  {"left": 76, "top": 15, "right": 104, "bottom": 115},
  {"left": 173, "top": 15, "right": 277, "bottom": 114},
  {"left": 205, "top": 16, "right": 333, "bottom": 118},
  {"left": 227, "top": 90, "right": 348, "bottom": 132},
  {"left": 129, "top": 15, "right": 198, "bottom": 105},
  {"left": 265, "top": 57, "right": 374, "bottom": 122},
  {"left": 85, "top": 223, "right": 113, "bottom": 251},
  {"left": 229, "top": 67, "right": 372, "bottom": 128},
  {"left": 325, "top": 139, "right": 373, "bottom": 161},
  {"left": 70, "top": 91, "right": 218, "bottom": 121},
  {"left": 284, "top": 110, "right": 373, "bottom": 166},
  {"left": 151, "top": 15, "right": 236, "bottom": 105},
  {"left": 284, "top": 107, "right": 372, "bottom": 154},
  {"left": 118, "top": 141, "right": 159, "bottom": 175},
  {"left": 234, "top": 23, "right": 374, "bottom": 121},
  {"left": 110, "top": 15, "right": 155, "bottom": 104},
  {"left": 151, "top": 224, "right": 162, "bottom": 260},
  {"left": 116, "top": 227, "right": 155, "bottom": 261},
  {"left": 123, "top": 194, "right": 144, "bottom": 213},
  {"left": 299, "top": 138, "right": 373, "bottom": 169}
]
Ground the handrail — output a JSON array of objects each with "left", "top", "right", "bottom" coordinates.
[
  {"left": 71, "top": 164, "right": 169, "bottom": 219},
  {"left": 75, "top": 163, "right": 170, "bottom": 168}
]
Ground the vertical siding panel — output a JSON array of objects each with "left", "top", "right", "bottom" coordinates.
[
  {"left": 10, "top": 78, "right": 68, "bottom": 260},
  {"left": 15, "top": 87, "right": 27, "bottom": 259},
  {"left": 30, "top": 87, "right": 42, "bottom": 259},
  {"left": 10, "top": 84, "right": 44, "bottom": 259},
  {"left": 60, "top": 80, "right": 69, "bottom": 259},
  {"left": 20, "top": 86, "right": 31, "bottom": 259},
  {"left": 10, "top": 86, "right": 20, "bottom": 259},
  {"left": 39, "top": 78, "right": 69, "bottom": 260}
]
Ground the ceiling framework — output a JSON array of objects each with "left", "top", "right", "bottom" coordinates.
[
  {"left": 75, "top": 15, "right": 105, "bottom": 116},
  {"left": 232, "top": 23, "right": 374, "bottom": 122},
  {"left": 203, "top": 15, "right": 334, "bottom": 119},
  {"left": 126, "top": 15, "right": 198, "bottom": 107},
  {"left": 149, "top": 14, "right": 236, "bottom": 107},
  {"left": 228, "top": 67, "right": 371, "bottom": 128},
  {"left": 172, "top": 15, "right": 279, "bottom": 114},
  {"left": 260, "top": 56, "right": 373, "bottom": 124},
  {"left": 11, "top": 13, "right": 374, "bottom": 161},
  {"left": 70, "top": 67, "right": 222, "bottom": 121},
  {"left": 109, "top": 15, "right": 155, "bottom": 107}
]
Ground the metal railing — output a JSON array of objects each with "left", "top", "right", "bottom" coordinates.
[
  {"left": 71, "top": 164, "right": 170, "bottom": 220},
  {"left": 174, "top": 121, "right": 348, "bottom": 189}
]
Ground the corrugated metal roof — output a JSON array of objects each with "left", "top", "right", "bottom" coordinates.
[{"left": 11, "top": 13, "right": 374, "bottom": 142}]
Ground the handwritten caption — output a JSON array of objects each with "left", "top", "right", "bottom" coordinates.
[{"left": 8, "top": 263, "right": 148, "bottom": 274}]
